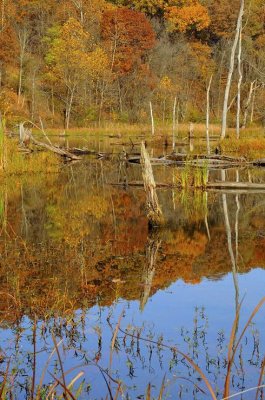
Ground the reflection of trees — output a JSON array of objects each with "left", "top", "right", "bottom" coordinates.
[{"left": 0, "top": 165, "right": 264, "bottom": 322}]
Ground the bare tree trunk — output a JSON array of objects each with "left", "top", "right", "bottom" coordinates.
[
  {"left": 71, "top": 0, "right": 84, "bottom": 24},
  {"left": 172, "top": 97, "right": 177, "bottom": 150},
  {"left": 206, "top": 75, "right": 213, "bottom": 155},
  {"left": 31, "top": 69, "right": 37, "bottom": 121},
  {"left": 250, "top": 82, "right": 257, "bottom": 123},
  {"left": 141, "top": 142, "right": 163, "bottom": 227},
  {"left": 162, "top": 98, "right": 166, "bottom": 124},
  {"left": 149, "top": 101, "right": 155, "bottom": 136},
  {"left": 217, "top": 51, "right": 225, "bottom": 119},
  {"left": 189, "top": 122, "right": 194, "bottom": 152},
  {"left": 242, "top": 80, "right": 256, "bottom": 129},
  {"left": 17, "top": 28, "right": 28, "bottom": 103},
  {"left": 66, "top": 86, "right": 75, "bottom": 129},
  {"left": 236, "top": 28, "right": 243, "bottom": 139},
  {"left": 221, "top": 0, "right": 244, "bottom": 140}
]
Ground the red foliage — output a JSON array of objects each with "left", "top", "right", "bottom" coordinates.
[
  {"left": 101, "top": 8, "right": 156, "bottom": 75},
  {"left": 0, "top": 26, "right": 18, "bottom": 65}
]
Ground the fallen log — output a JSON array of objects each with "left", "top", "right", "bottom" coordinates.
[
  {"left": 166, "top": 153, "right": 246, "bottom": 163},
  {"left": 68, "top": 147, "right": 96, "bottom": 155},
  {"left": 19, "top": 122, "right": 81, "bottom": 161},
  {"left": 252, "top": 159, "right": 265, "bottom": 166},
  {"left": 206, "top": 181, "right": 265, "bottom": 190},
  {"left": 110, "top": 180, "right": 265, "bottom": 191},
  {"left": 31, "top": 137, "right": 81, "bottom": 161}
]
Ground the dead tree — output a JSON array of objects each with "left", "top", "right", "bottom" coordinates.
[
  {"left": 149, "top": 101, "right": 155, "bottom": 136},
  {"left": 206, "top": 75, "right": 213, "bottom": 155},
  {"left": 172, "top": 97, "right": 179, "bottom": 150},
  {"left": 141, "top": 142, "right": 164, "bottom": 227},
  {"left": 19, "top": 123, "right": 80, "bottom": 161},
  {"left": 236, "top": 27, "right": 243, "bottom": 139},
  {"left": 242, "top": 80, "right": 256, "bottom": 129},
  {"left": 189, "top": 122, "right": 194, "bottom": 152},
  {"left": 221, "top": 0, "right": 245, "bottom": 140}
]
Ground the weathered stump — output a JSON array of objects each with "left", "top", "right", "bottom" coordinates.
[{"left": 140, "top": 142, "right": 164, "bottom": 228}]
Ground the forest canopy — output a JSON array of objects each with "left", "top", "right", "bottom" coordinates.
[{"left": 0, "top": 0, "right": 265, "bottom": 127}]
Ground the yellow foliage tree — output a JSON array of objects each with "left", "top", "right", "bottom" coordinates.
[
  {"left": 165, "top": 0, "right": 210, "bottom": 33},
  {"left": 45, "top": 17, "right": 109, "bottom": 128}
]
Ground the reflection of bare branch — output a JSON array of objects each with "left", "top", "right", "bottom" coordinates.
[
  {"left": 21, "top": 185, "right": 28, "bottom": 238},
  {"left": 205, "top": 191, "right": 211, "bottom": 241},
  {"left": 221, "top": 170, "right": 239, "bottom": 312},
  {"left": 235, "top": 170, "right": 241, "bottom": 268},
  {"left": 140, "top": 233, "right": 161, "bottom": 311}
]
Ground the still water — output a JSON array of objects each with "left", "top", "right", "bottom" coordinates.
[{"left": 0, "top": 135, "right": 265, "bottom": 399}]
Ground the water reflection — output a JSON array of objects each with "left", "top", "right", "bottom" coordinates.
[{"left": 0, "top": 148, "right": 264, "bottom": 398}]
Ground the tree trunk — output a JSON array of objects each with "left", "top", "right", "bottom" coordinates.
[
  {"left": 189, "top": 122, "right": 194, "bottom": 152},
  {"left": 250, "top": 81, "right": 257, "bottom": 123},
  {"left": 221, "top": 0, "right": 244, "bottom": 140},
  {"left": 17, "top": 28, "right": 28, "bottom": 103},
  {"left": 66, "top": 86, "right": 75, "bottom": 129},
  {"left": 172, "top": 97, "right": 177, "bottom": 150},
  {"left": 149, "top": 101, "right": 155, "bottom": 136},
  {"left": 236, "top": 28, "right": 243, "bottom": 139},
  {"left": 31, "top": 69, "right": 36, "bottom": 121},
  {"left": 206, "top": 75, "right": 213, "bottom": 155},
  {"left": 242, "top": 80, "right": 256, "bottom": 129},
  {"left": 172, "top": 97, "right": 179, "bottom": 150}
]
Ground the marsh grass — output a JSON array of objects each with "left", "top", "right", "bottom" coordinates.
[
  {"left": 222, "top": 136, "right": 265, "bottom": 159},
  {"left": 0, "top": 137, "right": 60, "bottom": 176}
]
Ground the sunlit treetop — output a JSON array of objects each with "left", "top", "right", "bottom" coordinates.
[{"left": 165, "top": 1, "right": 210, "bottom": 33}]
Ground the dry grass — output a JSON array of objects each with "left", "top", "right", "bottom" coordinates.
[{"left": 0, "top": 137, "right": 60, "bottom": 177}]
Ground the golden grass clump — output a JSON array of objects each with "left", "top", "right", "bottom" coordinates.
[{"left": 0, "top": 138, "right": 60, "bottom": 176}]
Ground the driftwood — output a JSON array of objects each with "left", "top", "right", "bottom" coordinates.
[
  {"left": 141, "top": 142, "right": 164, "bottom": 227},
  {"left": 19, "top": 123, "right": 81, "bottom": 161},
  {"left": 127, "top": 153, "right": 247, "bottom": 168},
  {"left": 31, "top": 137, "right": 81, "bottom": 161},
  {"left": 68, "top": 147, "right": 96, "bottom": 155}
]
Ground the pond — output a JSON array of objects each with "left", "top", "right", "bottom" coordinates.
[{"left": 0, "top": 134, "right": 265, "bottom": 399}]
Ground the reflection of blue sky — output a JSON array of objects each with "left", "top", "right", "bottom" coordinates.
[{"left": 1, "top": 268, "right": 265, "bottom": 399}]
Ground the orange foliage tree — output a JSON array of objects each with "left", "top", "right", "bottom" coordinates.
[
  {"left": 101, "top": 8, "right": 156, "bottom": 75},
  {"left": 165, "top": 0, "right": 210, "bottom": 33}
]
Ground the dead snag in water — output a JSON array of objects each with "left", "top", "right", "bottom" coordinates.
[
  {"left": 140, "top": 142, "right": 164, "bottom": 228},
  {"left": 19, "top": 123, "right": 81, "bottom": 161},
  {"left": 189, "top": 122, "right": 194, "bottom": 152}
]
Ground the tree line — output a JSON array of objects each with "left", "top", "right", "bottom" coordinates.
[{"left": 0, "top": 0, "right": 265, "bottom": 132}]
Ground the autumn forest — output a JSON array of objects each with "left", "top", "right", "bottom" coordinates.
[
  {"left": 1, "top": 0, "right": 265, "bottom": 129},
  {"left": 1, "top": 1, "right": 265, "bottom": 399}
]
